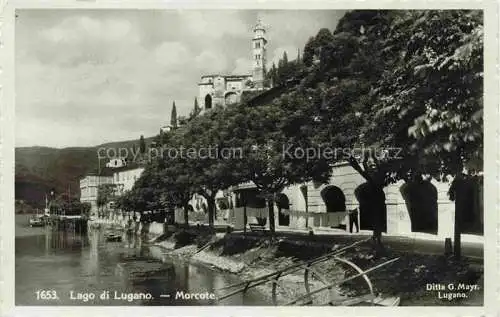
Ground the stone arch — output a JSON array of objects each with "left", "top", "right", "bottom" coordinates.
[
  {"left": 354, "top": 183, "right": 387, "bottom": 233},
  {"left": 224, "top": 91, "right": 239, "bottom": 105},
  {"left": 205, "top": 94, "right": 212, "bottom": 109},
  {"left": 276, "top": 193, "right": 290, "bottom": 226},
  {"left": 399, "top": 179, "right": 438, "bottom": 234},
  {"left": 320, "top": 185, "right": 346, "bottom": 213}
]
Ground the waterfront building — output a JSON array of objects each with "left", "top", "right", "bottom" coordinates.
[
  {"left": 79, "top": 174, "right": 113, "bottom": 212},
  {"left": 79, "top": 164, "right": 145, "bottom": 213}
]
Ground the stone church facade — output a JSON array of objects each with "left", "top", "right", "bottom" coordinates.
[{"left": 197, "top": 19, "right": 268, "bottom": 111}]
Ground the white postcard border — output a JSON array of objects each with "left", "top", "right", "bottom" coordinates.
[{"left": 1, "top": 0, "right": 498, "bottom": 316}]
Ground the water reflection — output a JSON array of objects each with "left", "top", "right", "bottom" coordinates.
[{"left": 15, "top": 227, "right": 269, "bottom": 306}]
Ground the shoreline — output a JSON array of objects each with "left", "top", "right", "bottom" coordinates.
[
  {"left": 15, "top": 214, "right": 49, "bottom": 237},
  {"left": 90, "top": 220, "right": 485, "bottom": 306},
  {"left": 150, "top": 237, "right": 333, "bottom": 305}
]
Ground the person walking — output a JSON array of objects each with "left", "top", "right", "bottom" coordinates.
[{"left": 348, "top": 208, "right": 359, "bottom": 233}]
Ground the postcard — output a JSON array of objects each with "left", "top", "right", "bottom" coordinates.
[{"left": 0, "top": 1, "right": 498, "bottom": 316}]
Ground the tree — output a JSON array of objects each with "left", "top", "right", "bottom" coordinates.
[
  {"left": 191, "top": 97, "right": 201, "bottom": 118},
  {"left": 315, "top": 27, "right": 334, "bottom": 46},
  {"left": 266, "top": 62, "right": 278, "bottom": 87},
  {"left": 96, "top": 184, "right": 117, "bottom": 217},
  {"left": 366, "top": 10, "right": 483, "bottom": 257},
  {"left": 179, "top": 107, "right": 248, "bottom": 228},
  {"left": 130, "top": 131, "right": 199, "bottom": 226},
  {"left": 80, "top": 202, "right": 92, "bottom": 217},
  {"left": 171, "top": 101, "right": 178, "bottom": 128},
  {"left": 378, "top": 11, "right": 483, "bottom": 173},
  {"left": 49, "top": 192, "right": 88, "bottom": 216},
  {"left": 139, "top": 135, "right": 146, "bottom": 154},
  {"left": 298, "top": 10, "right": 483, "bottom": 253},
  {"left": 283, "top": 11, "right": 395, "bottom": 248},
  {"left": 303, "top": 36, "right": 316, "bottom": 67},
  {"left": 216, "top": 95, "right": 331, "bottom": 234},
  {"left": 282, "top": 51, "right": 288, "bottom": 65},
  {"left": 157, "top": 158, "right": 195, "bottom": 227}
]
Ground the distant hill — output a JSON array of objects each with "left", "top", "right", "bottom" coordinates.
[{"left": 15, "top": 137, "right": 155, "bottom": 208}]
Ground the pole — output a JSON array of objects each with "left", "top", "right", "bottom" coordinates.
[
  {"left": 453, "top": 194, "right": 461, "bottom": 259},
  {"left": 68, "top": 184, "right": 71, "bottom": 216},
  {"left": 451, "top": 173, "right": 464, "bottom": 259},
  {"left": 97, "top": 160, "right": 101, "bottom": 218},
  {"left": 243, "top": 200, "right": 247, "bottom": 234},
  {"left": 300, "top": 185, "right": 308, "bottom": 228}
]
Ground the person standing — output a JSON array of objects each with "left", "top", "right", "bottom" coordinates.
[{"left": 348, "top": 208, "right": 359, "bottom": 233}]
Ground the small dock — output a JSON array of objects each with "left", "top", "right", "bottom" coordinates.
[{"left": 50, "top": 215, "right": 88, "bottom": 234}]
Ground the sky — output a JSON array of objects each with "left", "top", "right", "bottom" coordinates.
[{"left": 15, "top": 9, "right": 344, "bottom": 148}]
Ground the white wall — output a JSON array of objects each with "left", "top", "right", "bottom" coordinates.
[{"left": 113, "top": 167, "right": 145, "bottom": 195}]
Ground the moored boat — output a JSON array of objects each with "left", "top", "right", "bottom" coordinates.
[
  {"left": 29, "top": 215, "right": 45, "bottom": 227},
  {"left": 105, "top": 234, "right": 122, "bottom": 242}
]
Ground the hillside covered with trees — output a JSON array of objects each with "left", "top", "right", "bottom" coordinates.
[{"left": 15, "top": 137, "right": 155, "bottom": 208}]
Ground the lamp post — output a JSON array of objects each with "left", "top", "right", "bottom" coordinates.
[{"left": 300, "top": 185, "right": 308, "bottom": 228}]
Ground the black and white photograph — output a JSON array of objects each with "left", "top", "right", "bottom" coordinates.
[{"left": 4, "top": 4, "right": 494, "bottom": 312}]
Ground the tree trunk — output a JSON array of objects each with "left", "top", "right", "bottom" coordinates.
[
  {"left": 267, "top": 199, "right": 276, "bottom": 234},
  {"left": 207, "top": 196, "right": 216, "bottom": 228},
  {"left": 243, "top": 205, "right": 247, "bottom": 234},
  {"left": 449, "top": 175, "right": 464, "bottom": 259},
  {"left": 454, "top": 209, "right": 461, "bottom": 259},
  {"left": 355, "top": 181, "right": 386, "bottom": 252},
  {"left": 370, "top": 186, "right": 386, "bottom": 253},
  {"left": 183, "top": 205, "right": 189, "bottom": 227}
]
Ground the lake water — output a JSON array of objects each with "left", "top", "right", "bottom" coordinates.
[{"left": 15, "top": 215, "right": 269, "bottom": 306}]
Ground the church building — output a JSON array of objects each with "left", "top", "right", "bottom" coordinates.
[{"left": 197, "top": 19, "right": 268, "bottom": 111}]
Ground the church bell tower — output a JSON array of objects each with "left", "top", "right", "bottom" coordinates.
[{"left": 252, "top": 18, "right": 267, "bottom": 89}]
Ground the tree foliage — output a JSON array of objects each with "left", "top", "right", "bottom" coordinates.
[
  {"left": 271, "top": 10, "right": 483, "bottom": 244},
  {"left": 96, "top": 183, "right": 117, "bottom": 212},
  {"left": 191, "top": 97, "right": 202, "bottom": 118},
  {"left": 369, "top": 10, "right": 483, "bottom": 176},
  {"left": 171, "top": 101, "right": 178, "bottom": 128},
  {"left": 266, "top": 51, "right": 305, "bottom": 87},
  {"left": 211, "top": 95, "right": 332, "bottom": 233}
]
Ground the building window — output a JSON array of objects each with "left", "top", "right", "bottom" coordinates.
[
  {"left": 205, "top": 94, "right": 212, "bottom": 109},
  {"left": 255, "top": 42, "right": 261, "bottom": 49}
]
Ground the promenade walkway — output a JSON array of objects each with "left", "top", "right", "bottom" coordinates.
[{"left": 274, "top": 228, "right": 484, "bottom": 261}]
